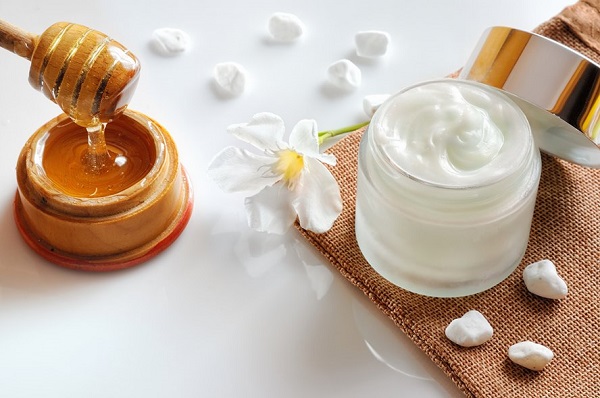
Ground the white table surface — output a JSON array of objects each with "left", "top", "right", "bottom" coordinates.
[{"left": 0, "top": 1, "right": 570, "bottom": 396}]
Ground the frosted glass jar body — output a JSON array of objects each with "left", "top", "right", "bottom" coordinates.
[{"left": 355, "top": 80, "right": 541, "bottom": 297}]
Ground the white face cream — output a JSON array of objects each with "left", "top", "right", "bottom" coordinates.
[{"left": 355, "top": 79, "right": 541, "bottom": 297}]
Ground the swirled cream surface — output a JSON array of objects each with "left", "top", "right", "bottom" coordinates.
[{"left": 374, "top": 80, "right": 529, "bottom": 187}]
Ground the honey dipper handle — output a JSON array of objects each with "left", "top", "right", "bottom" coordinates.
[{"left": 0, "top": 19, "right": 37, "bottom": 60}]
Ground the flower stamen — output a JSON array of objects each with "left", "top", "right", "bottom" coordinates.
[{"left": 274, "top": 149, "right": 304, "bottom": 188}]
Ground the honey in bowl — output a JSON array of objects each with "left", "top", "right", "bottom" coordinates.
[{"left": 39, "top": 119, "right": 155, "bottom": 198}]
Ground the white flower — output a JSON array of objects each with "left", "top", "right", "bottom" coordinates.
[{"left": 208, "top": 112, "right": 343, "bottom": 234}]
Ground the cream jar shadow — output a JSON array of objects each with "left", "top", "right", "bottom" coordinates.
[
  {"left": 14, "top": 109, "right": 193, "bottom": 271},
  {"left": 355, "top": 79, "right": 541, "bottom": 297}
]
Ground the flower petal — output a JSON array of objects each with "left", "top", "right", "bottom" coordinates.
[
  {"left": 287, "top": 119, "right": 336, "bottom": 165},
  {"left": 207, "top": 146, "right": 280, "bottom": 195},
  {"left": 292, "top": 157, "right": 342, "bottom": 233},
  {"left": 313, "top": 152, "right": 337, "bottom": 166},
  {"left": 289, "top": 119, "right": 319, "bottom": 156},
  {"left": 245, "top": 184, "right": 297, "bottom": 234},
  {"left": 227, "top": 112, "right": 286, "bottom": 151}
]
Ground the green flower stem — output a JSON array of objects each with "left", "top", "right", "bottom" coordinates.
[{"left": 318, "top": 120, "right": 370, "bottom": 145}]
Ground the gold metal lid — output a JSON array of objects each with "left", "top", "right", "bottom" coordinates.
[{"left": 460, "top": 26, "right": 600, "bottom": 168}]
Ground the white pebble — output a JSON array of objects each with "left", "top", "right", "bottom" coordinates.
[
  {"left": 327, "top": 59, "right": 361, "bottom": 90},
  {"left": 268, "top": 12, "right": 305, "bottom": 42},
  {"left": 151, "top": 28, "right": 191, "bottom": 56},
  {"left": 355, "top": 31, "right": 391, "bottom": 58},
  {"left": 445, "top": 310, "right": 493, "bottom": 347},
  {"left": 523, "top": 259, "right": 568, "bottom": 299},
  {"left": 363, "top": 94, "right": 390, "bottom": 117},
  {"left": 213, "top": 62, "right": 248, "bottom": 96},
  {"left": 508, "top": 341, "right": 554, "bottom": 371}
]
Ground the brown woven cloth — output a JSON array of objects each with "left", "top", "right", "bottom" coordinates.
[{"left": 296, "top": 2, "right": 600, "bottom": 397}]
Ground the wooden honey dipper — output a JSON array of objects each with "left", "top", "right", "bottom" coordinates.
[{"left": 0, "top": 19, "right": 140, "bottom": 127}]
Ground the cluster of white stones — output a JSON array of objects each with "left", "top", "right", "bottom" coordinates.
[
  {"left": 445, "top": 259, "right": 568, "bottom": 372},
  {"left": 327, "top": 31, "right": 390, "bottom": 92},
  {"left": 153, "top": 13, "right": 392, "bottom": 99}
]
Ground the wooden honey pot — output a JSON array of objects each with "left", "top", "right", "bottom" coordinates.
[{"left": 14, "top": 110, "right": 193, "bottom": 271}]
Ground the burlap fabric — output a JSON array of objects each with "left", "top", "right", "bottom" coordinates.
[{"left": 296, "top": 2, "right": 600, "bottom": 397}]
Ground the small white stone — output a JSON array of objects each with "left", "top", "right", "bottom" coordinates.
[
  {"left": 355, "top": 31, "right": 391, "bottom": 58},
  {"left": 213, "top": 62, "right": 248, "bottom": 96},
  {"left": 523, "top": 259, "right": 568, "bottom": 299},
  {"left": 363, "top": 94, "right": 390, "bottom": 117},
  {"left": 268, "top": 12, "right": 304, "bottom": 42},
  {"left": 151, "top": 28, "right": 191, "bottom": 56},
  {"left": 508, "top": 341, "right": 554, "bottom": 371},
  {"left": 327, "top": 59, "right": 361, "bottom": 90},
  {"left": 445, "top": 310, "right": 494, "bottom": 347}
]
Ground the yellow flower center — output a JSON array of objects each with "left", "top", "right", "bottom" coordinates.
[{"left": 274, "top": 149, "right": 304, "bottom": 188}]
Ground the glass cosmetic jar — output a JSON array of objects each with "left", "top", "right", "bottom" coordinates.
[{"left": 355, "top": 79, "right": 541, "bottom": 297}]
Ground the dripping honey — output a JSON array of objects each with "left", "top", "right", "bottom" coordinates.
[{"left": 38, "top": 117, "right": 155, "bottom": 198}]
